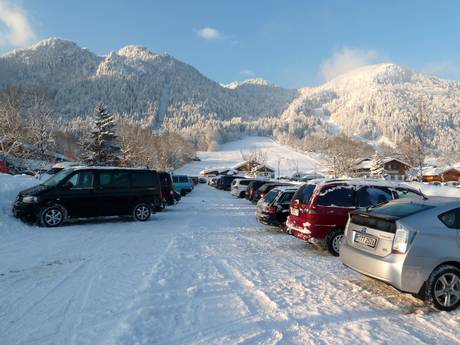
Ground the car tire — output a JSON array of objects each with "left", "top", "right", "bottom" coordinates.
[
  {"left": 40, "top": 205, "right": 66, "bottom": 227},
  {"left": 239, "top": 191, "right": 245, "bottom": 198},
  {"left": 133, "top": 203, "right": 151, "bottom": 222},
  {"left": 425, "top": 265, "right": 460, "bottom": 311},
  {"left": 326, "top": 228, "right": 344, "bottom": 256},
  {"left": 180, "top": 190, "right": 187, "bottom": 196}
]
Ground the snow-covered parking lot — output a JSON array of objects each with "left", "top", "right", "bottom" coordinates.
[{"left": 1, "top": 171, "right": 460, "bottom": 345}]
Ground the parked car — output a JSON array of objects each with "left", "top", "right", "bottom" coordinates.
[
  {"left": 172, "top": 175, "right": 193, "bottom": 196},
  {"left": 208, "top": 176, "right": 219, "bottom": 187},
  {"left": 0, "top": 159, "right": 9, "bottom": 174},
  {"left": 216, "top": 175, "right": 243, "bottom": 191},
  {"left": 199, "top": 177, "right": 207, "bottom": 184},
  {"left": 190, "top": 176, "right": 199, "bottom": 186},
  {"left": 256, "top": 186, "right": 298, "bottom": 227},
  {"left": 252, "top": 182, "right": 292, "bottom": 204},
  {"left": 246, "top": 180, "right": 266, "bottom": 201},
  {"left": 287, "top": 179, "right": 425, "bottom": 256},
  {"left": 158, "top": 171, "right": 175, "bottom": 206},
  {"left": 341, "top": 197, "right": 460, "bottom": 311},
  {"left": 13, "top": 167, "right": 162, "bottom": 227},
  {"left": 174, "top": 190, "right": 182, "bottom": 202},
  {"left": 231, "top": 178, "right": 254, "bottom": 198}
]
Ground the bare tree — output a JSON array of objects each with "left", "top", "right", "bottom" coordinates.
[
  {"left": 0, "top": 87, "right": 24, "bottom": 157},
  {"left": 325, "top": 135, "right": 374, "bottom": 178}
]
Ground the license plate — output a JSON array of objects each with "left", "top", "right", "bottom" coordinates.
[
  {"left": 291, "top": 207, "right": 299, "bottom": 216},
  {"left": 354, "top": 233, "right": 377, "bottom": 248}
]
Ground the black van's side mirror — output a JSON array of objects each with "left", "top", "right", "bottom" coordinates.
[{"left": 61, "top": 181, "right": 73, "bottom": 190}]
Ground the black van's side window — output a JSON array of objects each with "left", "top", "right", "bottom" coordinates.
[
  {"left": 112, "top": 172, "right": 130, "bottom": 188},
  {"left": 67, "top": 171, "right": 94, "bottom": 189},
  {"left": 132, "top": 171, "right": 154, "bottom": 188},
  {"left": 99, "top": 172, "right": 112, "bottom": 188}
]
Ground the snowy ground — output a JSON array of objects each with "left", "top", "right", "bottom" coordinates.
[{"left": 1, "top": 138, "right": 460, "bottom": 345}]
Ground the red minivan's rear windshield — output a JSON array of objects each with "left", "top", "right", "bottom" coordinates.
[{"left": 292, "top": 184, "right": 315, "bottom": 204}]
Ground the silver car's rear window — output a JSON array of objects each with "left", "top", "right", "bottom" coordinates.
[{"left": 370, "top": 202, "right": 432, "bottom": 218}]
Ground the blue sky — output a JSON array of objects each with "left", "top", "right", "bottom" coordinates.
[{"left": 1, "top": 0, "right": 460, "bottom": 87}]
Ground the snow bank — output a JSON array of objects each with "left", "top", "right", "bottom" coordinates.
[
  {"left": 0, "top": 173, "right": 38, "bottom": 236},
  {"left": 0, "top": 173, "right": 38, "bottom": 214}
]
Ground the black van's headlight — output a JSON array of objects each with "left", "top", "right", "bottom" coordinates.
[{"left": 22, "top": 196, "right": 39, "bottom": 203}]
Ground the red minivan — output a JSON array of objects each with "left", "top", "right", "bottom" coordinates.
[{"left": 286, "top": 179, "right": 425, "bottom": 256}]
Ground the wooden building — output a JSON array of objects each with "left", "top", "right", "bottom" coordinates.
[
  {"left": 422, "top": 167, "right": 460, "bottom": 183},
  {"left": 354, "top": 157, "right": 412, "bottom": 181}
]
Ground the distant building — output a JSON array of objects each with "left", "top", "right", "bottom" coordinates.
[
  {"left": 422, "top": 167, "right": 460, "bottom": 183},
  {"left": 354, "top": 157, "right": 412, "bottom": 181},
  {"left": 232, "top": 160, "right": 275, "bottom": 178}
]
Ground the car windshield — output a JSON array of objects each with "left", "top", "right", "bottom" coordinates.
[
  {"left": 41, "top": 169, "right": 74, "bottom": 187},
  {"left": 293, "top": 184, "right": 315, "bottom": 203},
  {"left": 370, "top": 202, "right": 432, "bottom": 218},
  {"left": 263, "top": 190, "right": 278, "bottom": 204}
]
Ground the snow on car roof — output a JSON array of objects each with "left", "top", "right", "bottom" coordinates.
[
  {"left": 271, "top": 185, "right": 299, "bottom": 192},
  {"left": 318, "top": 178, "right": 415, "bottom": 189}
]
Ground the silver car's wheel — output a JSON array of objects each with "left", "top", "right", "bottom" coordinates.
[
  {"left": 434, "top": 273, "right": 460, "bottom": 309},
  {"left": 326, "top": 228, "right": 344, "bottom": 256},
  {"left": 427, "top": 265, "right": 460, "bottom": 311},
  {"left": 41, "top": 206, "right": 65, "bottom": 227},
  {"left": 133, "top": 203, "right": 151, "bottom": 221}
]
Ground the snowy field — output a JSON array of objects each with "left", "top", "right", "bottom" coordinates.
[
  {"left": 1, "top": 138, "right": 460, "bottom": 345},
  {"left": 176, "top": 136, "right": 324, "bottom": 177}
]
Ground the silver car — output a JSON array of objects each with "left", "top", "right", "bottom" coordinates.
[{"left": 340, "top": 197, "right": 460, "bottom": 311}]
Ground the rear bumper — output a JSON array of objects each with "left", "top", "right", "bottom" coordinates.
[
  {"left": 231, "top": 188, "right": 242, "bottom": 196},
  {"left": 256, "top": 211, "right": 282, "bottom": 226},
  {"left": 286, "top": 217, "right": 311, "bottom": 239},
  {"left": 340, "top": 241, "right": 424, "bottom": 294}
]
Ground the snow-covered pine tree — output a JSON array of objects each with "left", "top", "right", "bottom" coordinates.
[
  {"left": 80, "top": 104, "right": 122, "bottom": 166},
  {"left": 370, "top": 153, "right": 384, "bottom": 178}
]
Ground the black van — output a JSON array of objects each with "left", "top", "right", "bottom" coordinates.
[
  {"left": 13, "top": 167, "right": 162, "bottom": 227},
  {"left": 158, "top": 171, "right": 175, "bottom": 206}
]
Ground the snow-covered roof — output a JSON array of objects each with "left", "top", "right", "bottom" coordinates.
[
  {"left": 253, "top": 163, "right": 275, "bottom": 172},
  {"left": 355, "top": 156, "right": 411, "bottom": 170},
  {"left": 317, "top": 178, "right": 418, "bottom": 190},
  {"left": 381, "top": 157, "right": 411, "bottom": 167}
]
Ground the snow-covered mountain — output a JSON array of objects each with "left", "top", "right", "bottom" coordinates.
[
  {"left": 281, "top": 63, "right": 460, "bottom": 151},
  {"left": 0, "top": 38, "right": 298, "bottom": 128},
  {"left": 1, "top": 38, "right": 459, "bottom": 151}
]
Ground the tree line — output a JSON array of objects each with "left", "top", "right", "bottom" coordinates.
[{"left": 0, "top": 87, "right": 195, "bottom": 172}]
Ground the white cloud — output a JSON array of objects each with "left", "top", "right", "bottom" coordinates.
[
  {"left": 0, "top": 0, "right": 36, "bottom": 48},
  {"left": 422, "top": 61, "right": 460, "bottom": 80},
  {"left": 196, "top": 27, "right": 221, "bottom": 40},
  {"left": 240, "top": 69, "right": 255, "bottom": 78},
  {"left": 320, "top": 47, "right": 383, "bottom": 81}
]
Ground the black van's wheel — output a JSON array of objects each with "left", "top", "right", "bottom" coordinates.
[
  {"left": 40, "top": 205, "right": 65, "bottom": 227},
  {"left": 133, "top": 203, "right": 151, "bottom": 221},
  {"left": 326, "top": 228, "right": 344, "bottom": 256},
  {"left": 426, "top": 265, "right": 460, "bottom": 311}
]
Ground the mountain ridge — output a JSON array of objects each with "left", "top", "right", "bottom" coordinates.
[{"left": 1, "top": 38, "right": 459, "bottom": 153}]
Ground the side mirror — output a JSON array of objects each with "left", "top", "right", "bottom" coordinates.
[{"left": 61, "top": 181, "right": 73, "bottom": 190}]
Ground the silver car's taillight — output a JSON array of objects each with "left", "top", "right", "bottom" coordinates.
[
  {"left": 392, "top": 225, "right": 410, "bottom": 254},
  {"left": 344, "top": 216, "right": 351, "bottom": 237}
]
